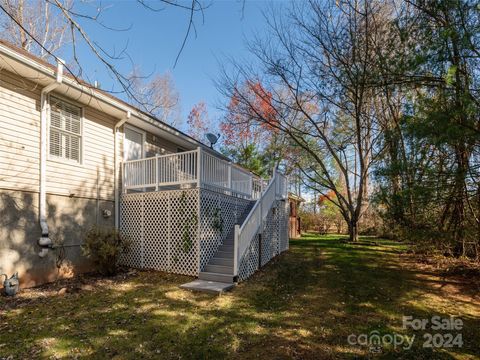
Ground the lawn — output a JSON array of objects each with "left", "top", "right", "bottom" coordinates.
[{"left": 1, "top": 234, "right": 479, "bottom": 359}]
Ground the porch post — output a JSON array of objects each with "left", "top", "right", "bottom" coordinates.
[
  {"left": 122, "top": 163, "right": 126, "bottom": 194},
  {"left": 234, "top": 224, "right": 239, "bottom": 277},
  {"left": 155, "top": 154, "right": 159, "bottom": 191},
  {"left": 273, "top": 168, "right": 278, "bottom": 198},
  {"left": 259, "top": 195, "right": 263, "bottom": 230},
  {"left": 228, "top": 162, "right": 232, "bottom": 194},
  {"left": 249, "top": 172, "right": 253, "bottom": 199},
  {"left": 285, "top": 175, "right": 289, "bottom": 199},
  {"left": 197, "top": 147, "right": 202, "bottom": 188}
]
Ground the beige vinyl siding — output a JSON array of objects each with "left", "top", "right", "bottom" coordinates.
[
  {"left": 1, "top": 68, "right": 190, "bottom": 200},
  {"left": 46, "top": 103, "right": 116, "bottom": 200},
  {"left": 145, "top": 131, "right": 181, "bottom": 157},
  {"left": 0, "top": 69, "right": 117, "bottom": 200},
  {"left": 0, "top": 69, "right": 41, "bottom": 192}
]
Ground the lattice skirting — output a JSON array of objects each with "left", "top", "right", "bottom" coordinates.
[
  {"left": 120, "top": 189, "right": 200, "bottom": 276},
  {"left": 120, "top": 188, "right": 253, "bottom": 276},
  {"left": 199, "top": 190, "right": 251, "bottom": 271},
  {"left": 238, "top": 200, "right": 290, "bottom": 281}
]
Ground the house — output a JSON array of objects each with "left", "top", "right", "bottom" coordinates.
[
  {"left": 288, "top": 193, "right": 304, "bottom": 239},
  {"left": 0, "top": 40, "right": 289, "bottom": 289}
]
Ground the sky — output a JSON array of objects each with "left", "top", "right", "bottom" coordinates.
[{"left": 74, "top": 0, "right": 274, "bottom": 131}]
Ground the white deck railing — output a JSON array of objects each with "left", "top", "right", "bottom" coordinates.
[
  {"left": 233, "top": 169, "right": 288, "bottom": 276},
  {"left": 123, "top": 149, "right": 199, "bottom": 190},
  {"left": 122, "top": 147, "right": 265, "bottom": 199}
]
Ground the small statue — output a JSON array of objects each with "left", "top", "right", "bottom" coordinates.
[{"left": 2, "top": 273, "right": 19, "bottom": 297}]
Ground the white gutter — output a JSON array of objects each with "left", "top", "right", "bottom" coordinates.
[
  {"left": 114, "top": 111, "right": 131, "bottom": 229},
  {"left": 38, "top": 59, "right": 64, "bottom": 258}
]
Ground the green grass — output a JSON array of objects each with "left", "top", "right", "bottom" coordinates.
[{"left": 1, "top": 234, "right": 479, "bottom": 359}]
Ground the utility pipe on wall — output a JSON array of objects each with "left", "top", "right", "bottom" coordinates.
[
  {"left": 114, "top": 111, "right": 131, "bottom": 229},
  {"left": 38, "top": 59, "right": 64, "bottom": 258}
]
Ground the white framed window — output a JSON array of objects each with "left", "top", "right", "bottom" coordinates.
[{"left": 49, "top": 96, "right": 83, "bottom": 163}]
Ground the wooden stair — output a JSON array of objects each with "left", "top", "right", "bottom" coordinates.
[
  {"left": 181, "top": 202, "right": 255, "bottom": 293},
  {"left": 198, "top": 201, "right": 255, "bottom": 284}
]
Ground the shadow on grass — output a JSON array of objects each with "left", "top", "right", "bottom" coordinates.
[{"left": 1, "top": 234, "right": 479, "bottom": 359}]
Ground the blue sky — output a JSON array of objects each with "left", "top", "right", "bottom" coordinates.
[{"left": 74, "top": 0, "right": 274, "bottom": 130}]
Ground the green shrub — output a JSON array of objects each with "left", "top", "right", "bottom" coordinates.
[{"left": 82, "top": 226, "right": 131, "bottom": 275}]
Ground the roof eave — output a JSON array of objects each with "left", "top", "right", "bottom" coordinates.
[{"left": 0, "top": 40, "right": 227, "bottom": 159}]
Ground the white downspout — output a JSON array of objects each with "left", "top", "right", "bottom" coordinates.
[
  {"left": 38, "top": 59, "right": 64, "bottom": 257},
  {"left": 114, "top": 111, "right": 131, "bottom": 229}
]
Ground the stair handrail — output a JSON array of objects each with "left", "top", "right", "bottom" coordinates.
[{"left": 233, "top": 169, "right": 281, "bottom": 276}]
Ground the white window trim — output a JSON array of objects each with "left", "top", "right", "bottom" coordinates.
[
  {"left": 47, "top": 94, "right": 84, "bottom": 166},
  {"left": 123, "top": 124, "right": 146, "bottom": 161}
]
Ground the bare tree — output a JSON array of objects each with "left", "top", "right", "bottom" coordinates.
[
  {"left": 0, "top": 0, "right": 208, "bottom": 106},
  {"left": 0, "top": 0, "right": 71, "bottom": 58},
  {"left": 129, "top": 69, "right": 181, "bottom": 126},
  {"left": 219, "top": 0, "right": 388, "bottom": 241}
]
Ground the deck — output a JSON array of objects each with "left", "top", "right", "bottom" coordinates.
[
  {"left": 122, "top": 147, "right": 267, "bottom": 199},
  {"left": 119, "top": 147, "right": 288, "bottom": 283}
]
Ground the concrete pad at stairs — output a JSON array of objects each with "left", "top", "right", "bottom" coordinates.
[{"left": 180, "top": 279, "right": 235, "bottom": 294}]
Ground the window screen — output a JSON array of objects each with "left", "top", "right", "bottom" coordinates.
[{"left": 49, "top": 97, "right": 82, "bottom": 163}]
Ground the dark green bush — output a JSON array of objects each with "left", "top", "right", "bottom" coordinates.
[{"left": 82, "top": 226, "right": 131, "bottom": 275}]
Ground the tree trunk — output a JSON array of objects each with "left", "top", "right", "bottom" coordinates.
[{"left": 349, "top": 220, "right": 359, "bottom": 242}]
